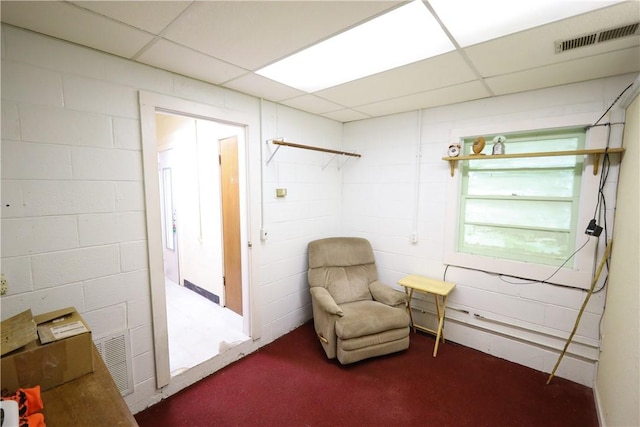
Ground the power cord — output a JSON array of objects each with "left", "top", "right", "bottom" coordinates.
[
  {"left": 497, "top": 237, "right": 591, "bottom": 288},
  {"left": 590, "top": 82, "right": 633, "bottom": 128},
  {"left": 442, "top": 237, "right": 590, "bottom": 292}
]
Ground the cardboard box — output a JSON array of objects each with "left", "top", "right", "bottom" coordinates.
[
  {"left": 1, "top": 309, "right": 37, "bottom": 356},
  {"left": 1, "top": 307, "right": 94, "bottom": 392}
]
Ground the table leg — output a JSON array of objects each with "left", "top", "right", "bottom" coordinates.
[
  {"left": 433, "top": 294, "right": 448, "bottom": 357},
  {"left": 404, "top": 287, "right": 416, "bottom": 333}
]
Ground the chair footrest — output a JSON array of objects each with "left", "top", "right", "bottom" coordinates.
[
  {"left": 336, "top": 300, "right": 410, "bottom": 339},
  {"left": 339, "top": 327, "right": 409, "bottom": 351}
]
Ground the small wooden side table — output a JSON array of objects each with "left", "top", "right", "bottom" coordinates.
[{"left": 398, "top": 274, "right": 456, "bottom": 357}]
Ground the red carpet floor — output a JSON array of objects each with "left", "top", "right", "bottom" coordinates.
[{"left": 135, "top": 322, "right": 598, "bottom": 427}]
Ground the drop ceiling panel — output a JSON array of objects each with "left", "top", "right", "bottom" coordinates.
[
  {"left": 355, "top": 80, "right": 490, "bottom": 117},
  {"left": 1, "top": 1, "right": 637, "bottom": 122},
  {"left": 321, "top": 109, "right": 371, "bottom": 123},
  {"left": 465, "top": 1, "right": 640, "bottom": 77},
  {"left": 222, "top": 73, "right": 306, "bottom": 102},
  {"left": 162, "top": 1, "right": 403, "bottom": 70},
  {"left": 0, "top": 1, "right": 155, "bottom": 58},
  {"left": 280, "top": 94, "right": 345, "bottom": 115},
  {"left": 316, "top": 51, "right": 477, "bottom": 107},
  {"left": 485, "top": 48, "right": 640, "bottom": 96},
  {"left": 429, "top": 0, "right": 626, "bottom": 48},
  {"left": 71, "top": 1, "right": 191, "bottom": 34},
  {"left": 137, "top": 39, "right": 247, "bottom": 85}
]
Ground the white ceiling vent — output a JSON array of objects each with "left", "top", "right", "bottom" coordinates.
[{"left": 555, "top": 22, "right": 639, "bottom": 53}]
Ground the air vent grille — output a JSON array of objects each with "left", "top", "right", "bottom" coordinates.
[
  {"left": 598, "top": 23, "right": 639, "bottom": 42},
  {"left": 556, "top": 33, "right": 597, "bottom": 53},
  {"left": 94, "top": 330, "right": 134, "bottom": 396},
  {"left": 556, "top": 22, "right": 639, "bottom": 53}
]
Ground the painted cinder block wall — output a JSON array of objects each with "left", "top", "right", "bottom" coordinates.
[
  {"left": 0, "top": 24, "right": 341, "bottom": 411},
  {"left": 341, "top": 73, "right": 637, "bottom": 387},
  {"left": 1, "top": 23, "right": 637, "bottom": 417}
]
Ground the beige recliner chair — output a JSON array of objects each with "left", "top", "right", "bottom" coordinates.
[{"left": 307, "top": 237, "right": 410, "bottom": 364}]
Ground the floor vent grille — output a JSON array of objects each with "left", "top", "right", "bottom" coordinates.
[
  {"left": 555, "top": 22, "right": 639, "bottom": 53},
  {"left": 94, "top": 331, "right": 134, "bottom": 396}
]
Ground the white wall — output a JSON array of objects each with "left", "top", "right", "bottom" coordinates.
[
  {"left": 2, "top": 21, "right": 636, "bottom": 415},
  {"left": 342, "top": 73, "right": 638, "bottom": 387},
  {"left": 595, "top": 86, "right": 639, "bottom": 427},
  {"left": 259, "top": 101, "right": 344, "bottom": 332},
  {"left": 0, "top": 25, "right": 341, "bottom": 412}
]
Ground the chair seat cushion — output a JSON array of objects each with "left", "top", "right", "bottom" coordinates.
[{"left": 335, "top": 300, "right": 409, "bottom": 340}]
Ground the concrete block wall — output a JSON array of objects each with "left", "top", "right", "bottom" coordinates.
[
  {"left": 342, "top": 73, "right": 637, "bottom": 386},
  {"left": 2, "top": 21, "right": 634, "bottom": 413},
  {"left": 259, "top": 101, "right": 343, "bottom": 335},
  {"left": 0, "top": 24, "right": 341, "bottom": 411}
]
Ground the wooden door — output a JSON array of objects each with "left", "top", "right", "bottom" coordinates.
[{"left": 219, "top": 136, "right": 242, "bottom": 315}]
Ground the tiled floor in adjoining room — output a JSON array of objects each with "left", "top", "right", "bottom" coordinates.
[{"left": 165, "top": 279, "right": 250, "bottom": 376}]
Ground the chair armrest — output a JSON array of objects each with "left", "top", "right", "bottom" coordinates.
[
  {"left": 309, "top": 287, "right": 343, "bottom": 316},
  {"left": 370, "top": 280, "right": 407, "bottom": 306}
]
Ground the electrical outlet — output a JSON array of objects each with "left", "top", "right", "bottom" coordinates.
[
  {"left": 1, "top": 274, "right": 7, "bottom": 296},
  {"left": 410, "top": 233, "right": 418, "bottom": 243}
]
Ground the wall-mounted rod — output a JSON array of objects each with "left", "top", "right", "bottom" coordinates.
[{"left": 266, "top": 139, "right": 361, "bottom": 166}]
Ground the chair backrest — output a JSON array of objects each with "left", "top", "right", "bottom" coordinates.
[{"left": 308, "top": 237, "right": 378, "bottom": 305}]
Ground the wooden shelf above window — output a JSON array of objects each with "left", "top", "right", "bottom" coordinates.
[{"left": 442, "top": 147, "right": 625, "bottom": 177}]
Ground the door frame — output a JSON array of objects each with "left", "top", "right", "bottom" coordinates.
[{"left": 139, "top": 91, "right": 260, "bottom": 388}]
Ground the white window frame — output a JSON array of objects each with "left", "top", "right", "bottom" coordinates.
[
  {"left": 459, "top": 128, "right": 585, "bottom": 266},
  {"left": 444, "top": 113, "right": 611, "bottom": 289}
]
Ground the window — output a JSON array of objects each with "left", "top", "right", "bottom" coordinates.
[{"left": 458, "top": 129, "right": 585, "bottom": 267}]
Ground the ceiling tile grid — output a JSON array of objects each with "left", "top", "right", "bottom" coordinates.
[
  {"left": 222, "top": 72, "right": 307, "bottom": 103},
  {"left": 137, "top": 38, "right": 248, "bottom": 85},
  {"left": 352, "top": 80, "right": 491, "bottom": 118},
  {"left": 159, "top": 1, "right": 403, "bottom": 70},
  {"left": 485, "top": 47, "right": 640, "bottom": 96},
  {"left": 0, "top": 0, "right": 638, "bottom": 122},
  {"left": 70, "top": 0, "right": 192, "bottom": 35},
  {"left": 464, "top": 1, "right": 640, "bottom": 77},
  {"left": 1, "top": 1, "right": 156, "bottom": 58}
]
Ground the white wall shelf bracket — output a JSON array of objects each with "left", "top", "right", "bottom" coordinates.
[
  {"left": 265, "top": 138, "right": 284, "bottom": 166},
  {"left": 322, "top": 153, "right": 354, "bottom": 171}
]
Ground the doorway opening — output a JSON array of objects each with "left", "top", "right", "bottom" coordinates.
[{"left": 154, "top": 111, "right": 250, "bottom": 377}]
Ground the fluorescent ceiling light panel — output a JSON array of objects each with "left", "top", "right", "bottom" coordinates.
[
  {"left": 429, "top": 0, "right": 625, "bottom": 47},
  {"left": 256, "top": 0, "right": 454, "bottom": 92}
]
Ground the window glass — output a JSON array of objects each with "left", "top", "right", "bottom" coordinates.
[
  {"left": 458, "top": 129, "right": 585, "bottom": 267},
  {"left": 463, "top": 199, "right": 573, "bottom": 229},
  {"left": 467, "top": 170, "right": 576, "bottom": 197}
]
